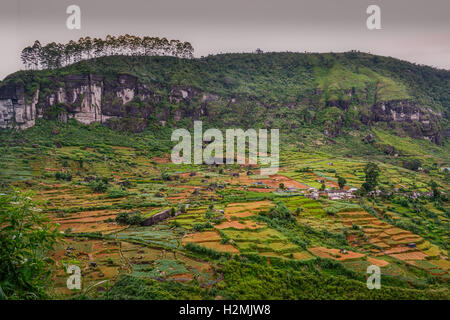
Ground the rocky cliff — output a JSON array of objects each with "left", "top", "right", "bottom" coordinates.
[
  {"left": 0, "top": 72, "right": 446, "bottom": 144},
  {"left": 369, "top": 100, "right": 444, "bottom": 143},
  {"left": 0, "top": 82, "right": 38, "bottom": 130},
  {"left": 0, "top": 73, "right": 222, "bottom": 132}
]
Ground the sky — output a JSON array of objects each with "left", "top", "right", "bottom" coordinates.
[{"left": 1, "top": 0, "right": 450, "bottom": 80}]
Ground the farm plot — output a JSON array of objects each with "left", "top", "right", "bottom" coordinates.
[
  {"left": 51, "top": 238, "right": 122, "bottom": 296},
  {"left": 52, "top": 209, "right": 128, "bottom": 234},
  {"left": 214, "top": 200, "right": 273, "bottom": 230},
  {"left": 338, "top": 209, "right": 448, "bottom": 276},
  {"left": 220, "top": 228, "right": 299, "bottom": 255},
  {"left": 112, "top": 224, "right": 184, "bottom": 249},
  {"left": 224, "top": 200, "right": 273, "bottom": 219},
  {"left": 226, "top": 173, "right": 309, "bottom": 192},
  {"left": 182, "top": 230, "right": 239, "bottom": 254},
  {"left": 308, "top": 247, "right": 365, "bottom": 261}
]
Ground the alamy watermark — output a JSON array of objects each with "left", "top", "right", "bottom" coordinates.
[
  {"left": 66, "top": 5, "right": 81, "bottom": 30},
  {"left": 366, "top": 5, "right": 381, "bottom": 30},
  {"left": 171, "top": 121, "right": 279, "bottom": 175},
  {"left": 66, "top": 265, "right": 81, "bottom": 290},
  {"left": 366, "top": 265, "right": 381, "bottom": 289}
]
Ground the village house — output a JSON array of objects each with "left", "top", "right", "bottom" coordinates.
[
  {"left": 306, "top": 191, "right": 319, "bottom": 200},
  {"left": 326, "top": 189, "right": 356, "bottom": 200},
  {"left": 348, "top": 187, "right": 358, "bottom": 193},
  {"left": 367, "top": 190, "right": 381, "bottom": 197}
]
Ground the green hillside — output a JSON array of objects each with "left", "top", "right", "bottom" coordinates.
[
  {"left": 0, "top": 52, "right": 449, "bottom": 300},
  {"left": 4, "top": 51, "right": 449, "bottom": 110}
]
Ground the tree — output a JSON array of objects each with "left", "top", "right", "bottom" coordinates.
[
  {"left": 20, "top": 46, "right": 33, "bottom": 70},
  {"left": 81, "top": 36, "right": 93, "bottom": 59},
  {"left": 40, "top": 42, "right": 63, "bottom": 69},
  {"left": 20, "top": 35, "right": 195, "bottom": 70},
  {"left": 403, "top": 159, "right": 422, "bottom": 171},
  {"left": 30, "top": 40, "right": 42, "bottom": 70},
  {"left": 337, "top": 176, "right": 347, "bottom": 189},
  {"left": 93, "top": 38, "right": 105, "bottom": 58},
  {"left": 361, "top": 162, "right": 380, "bottom": 193},
  {"left": 430, "top": 181, "right": 440, "bottom": 200},
  {"left": 0, "top": 190, "right": 61, "bottom": 299},
  {"left": 142, "top": 36, "right": 155, "bottom": 56}
]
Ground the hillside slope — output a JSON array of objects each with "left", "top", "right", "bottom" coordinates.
[{"left": 0, "top": 52, "right": 449, "bottom": 144}]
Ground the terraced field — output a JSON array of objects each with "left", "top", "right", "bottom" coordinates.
[
  {"left": 1, "top": 134, "right": 449, "bottom": 298},
  {"left": 338, "top": 209, "right": 448, "bottom": 277}
]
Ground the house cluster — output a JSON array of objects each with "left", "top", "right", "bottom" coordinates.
[
  {"left": 326, "top": 188, "right": 358, "bottom": 200},
  {"left": 366, "top": 189, "right": 435, "bottom": 199},
  {"left": 405, "top": 191, "right": 433, "bottom": 199},
  {"left": 305, "top": 187, "right": 358, "bottom": 200}
]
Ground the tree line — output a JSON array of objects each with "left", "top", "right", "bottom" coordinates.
[{"left": 20, "top": 34, "right": 194, "bottom": 70}]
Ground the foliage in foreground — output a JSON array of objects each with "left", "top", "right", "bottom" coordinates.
[
  {"left": 0, "top": 191, "right": 61, "bottom": 299},
  {"left": 102, "top": 260, "right": 449, "bottom": 300}
]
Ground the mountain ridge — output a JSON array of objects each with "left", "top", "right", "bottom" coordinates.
[{"left": 0, "top": 51, "right": 448, "bottom": 144}]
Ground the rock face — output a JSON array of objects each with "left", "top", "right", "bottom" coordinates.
[
  {"left": 0, "top": 74, "right": 220, "bottom": 133},
  {"left": 0, "top": 84, "right": 38, "bottom": 129},
  {"left": 0, "top": 73, "right": 446, "bottom": 143},
  {"left": 141, "top": 208, "right": 172, "bottom": 226},
  {"left": 369, "top": 100, "right": 443, "bottom": 144}
]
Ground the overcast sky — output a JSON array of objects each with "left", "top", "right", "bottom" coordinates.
[{"left": 1, "top": 0, "right": 449, "bottom": 80}]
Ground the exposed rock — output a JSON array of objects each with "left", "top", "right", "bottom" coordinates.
[
  {"left": 0, "top": 73, "right": 446, "bottom": 144},
  {"left": 0, "top": 84, "right": 38, "bottom": 129},
  {"left": 370, "top": 100, "right": 443, "bottom": 143}
]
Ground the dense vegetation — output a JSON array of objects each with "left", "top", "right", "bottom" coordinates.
[
  {"left": 3, "top": 50, "right": 448, "bottom": 150},
  {"left": 103, "top": 259, "right": 449, "bottom": 300},
  {"left": 0, "top": 191, "right": 60, "bottom": 299}
]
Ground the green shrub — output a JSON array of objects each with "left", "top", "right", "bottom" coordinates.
[
  {"left": 115, "top": 211, "right": 143, "bottom": 225},
  {"left": 55, "top": 171, "right": 72, "bottom": 181},
  {"left": 88, "top": 177, "right": 109, "bottom": 193}
]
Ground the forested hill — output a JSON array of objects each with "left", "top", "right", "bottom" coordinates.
[{"left": 0, "top": 51, "right": 449, "bottom": 144}]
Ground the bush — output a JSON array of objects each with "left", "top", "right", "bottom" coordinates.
[
  {"left": 403, "top": 159, "right": 422, "bottom": 171},
  {"left": 106, "top": 188, "right": 129, "bottom": 198},
  {"left": 115, "top": 211, "right": 143, "bottom": 225},
  {"left": 88, "top": 177, "right": 109, "bottom": 193},
  {"left": 0, "top": 191, "right": 61, "bottom": 299},
  {"left": 55, "top": 171, "right": 72, "bottom": 181},
  {"left": 193, "top": 222, "right": 213, "bottom": 231},
  {"left": 264, "top": 202, "right": 295, "bottom": 222}
]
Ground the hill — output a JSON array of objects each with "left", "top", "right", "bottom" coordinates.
[
  {"left": 0, "top": 52, "right": 449, "bottom": 300},
  {"left": 0, "top": 52, "right": 449, "bottom": 143}
]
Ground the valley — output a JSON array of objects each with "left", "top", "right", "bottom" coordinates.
[{"left": 0, "top": 51, "right": 449, "bottom": 300}]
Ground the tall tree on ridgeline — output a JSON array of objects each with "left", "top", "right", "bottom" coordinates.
[
  {"left": 31, "top": 40, "right": 42, "bottom": 70},
  {"left": 93, "top": 37, "right": 105, "bottom": 58},
  {"left": 20, "top": 34, "right": 194, "bottom": 70},
  {"left": 20, "top": 46, "right": 33, "bottom": 70}
]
